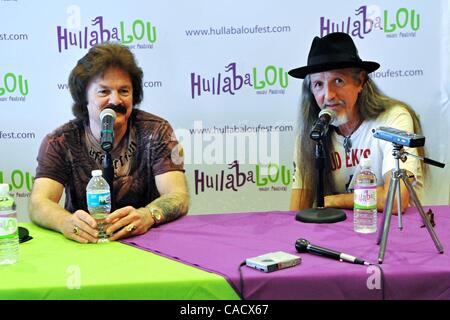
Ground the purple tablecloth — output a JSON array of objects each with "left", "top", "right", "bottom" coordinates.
[{"left": 122, "top": 206, "right": 450, "bottom": 300}]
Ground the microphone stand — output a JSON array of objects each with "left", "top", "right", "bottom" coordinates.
[
  {"left": 102, "top": 151, "right": 114, "bottom": 212},
  {"left": 315, "top": 140, "right": 325, "bottom": 207},
  {"left": 296, "top": 136, "right": 347, "bottom": 223},
  {"left": 99, "top": 108, "right": 117, "bottom": 213}
]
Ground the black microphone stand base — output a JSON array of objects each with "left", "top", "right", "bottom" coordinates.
[{"left": 296, "top": 207, "right": 347, "bottom": 224}]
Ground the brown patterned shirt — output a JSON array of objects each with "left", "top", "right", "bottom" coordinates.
[{"left": 35, "top": 109, "right": 184, "bottom": 213}]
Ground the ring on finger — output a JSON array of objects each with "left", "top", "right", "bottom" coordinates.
[
  {"left": 126, "top": 224, "right": 137, "bottom": 232},
  {"left": 73, "top": 226, "right": 80, "bottom": 235}
]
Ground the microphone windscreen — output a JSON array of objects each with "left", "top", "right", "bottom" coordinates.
[
  {"left": 295, "top": 238, "right": 310, "bottom": 253},
  {"left": 318, "top": 108, "right": 336, "bottom": 122},
  {"left": 100, "top": 108, "right": 117, "bottom": 121}
]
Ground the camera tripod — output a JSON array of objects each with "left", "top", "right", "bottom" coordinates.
[{"left": 377, "top": 144, "right": 444, "bottom": 263}]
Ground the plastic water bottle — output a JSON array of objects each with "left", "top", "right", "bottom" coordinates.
[
  {"left": 0, "top": 184, "right": 19, "bottom": 265},
  {"left": 353, "top": 158, "right": 377, "bottom": 233},
  {"left": 86, "top": 170, "right": 111, "bottom": 243}
]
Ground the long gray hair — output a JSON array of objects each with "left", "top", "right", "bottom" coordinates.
[{"left": 295, "top": 68, "right": 424, "bottom": 207}]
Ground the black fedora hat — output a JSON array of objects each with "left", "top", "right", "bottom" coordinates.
[{"left": 288, "top": 32, "right": 380, "bottom": 79}]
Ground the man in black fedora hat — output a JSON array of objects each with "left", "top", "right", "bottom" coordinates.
[{"left": 288, "top": 32, "right": 424, "bottom": 216}]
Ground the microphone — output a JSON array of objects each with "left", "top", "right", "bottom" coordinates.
[
  {"left": 310, "top": 108, "right": 336, "bottom": 141},
  {"left": 295, "top": 238, "right": 370, "bottom": 266},
  {"left": 99, "top": 108, "right": 116, "bottom": 152}
]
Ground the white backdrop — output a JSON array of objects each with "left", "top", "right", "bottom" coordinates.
[{"left": 1, "top": 0, "right": 449, "bottom": 221}]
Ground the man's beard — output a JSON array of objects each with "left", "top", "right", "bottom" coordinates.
[
  {"left": 331, "top": 112, "right": 349, "bottom": 127},
  {"left": 323, "top": 101, "right": 348, "bottom": 127}
]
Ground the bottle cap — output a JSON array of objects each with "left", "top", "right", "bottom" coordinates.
[
  {"left": 360, "top": 157, "right": 371, "bottom": 168},
  {"left": 0, "top": 184, "right": 9, "bottom": 195},
  {"left": 91, "top": 170, "right": 103, "bottom": 177}
]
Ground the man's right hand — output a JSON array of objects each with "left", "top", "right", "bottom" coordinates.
[{"left": 61, "top": 210, "right": 99, "bottom": 243}]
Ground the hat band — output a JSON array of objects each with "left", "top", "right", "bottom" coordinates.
[{"left": 308, "top": 53, "right": 362, "bottom": 66}]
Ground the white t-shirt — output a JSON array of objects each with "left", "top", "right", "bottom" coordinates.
[{"left": 292, "top": 105, "right": 423, "bottom": 199}]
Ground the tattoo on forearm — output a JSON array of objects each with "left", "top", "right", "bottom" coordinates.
[{"left": 152, "top": 193, "right": 188, "bottom": 222}]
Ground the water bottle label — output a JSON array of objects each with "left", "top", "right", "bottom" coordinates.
[
  {"left": 0, "top": 216, "right": 18, "bottom": 237},
  {"left": 354, "top": 186, "right": 377, "bottom": 209},
  {"left": 87, "top": 192, "right": 111, "bottom": 207}
]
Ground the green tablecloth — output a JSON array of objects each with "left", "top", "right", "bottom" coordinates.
[{"left": 0, "top": 223, "right": 239, "bottom": 300}]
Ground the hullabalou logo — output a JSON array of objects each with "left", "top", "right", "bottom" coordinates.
[
  {"left": 56, "top": 16, "right": 157, "bottom": 53},
  {"left": 320, "top": 5, "right": 420, "bottom": 39},
  {"left": 193, "top": 160, "right": 291, "bottom": 194},
  {"left": 0, "top": 72, "right": 29, "bottom": 102},
  {"left": 190, "top": 62, "right": 288, "bottom": 99},
  {"left": 0, "top": 169, "right": 35, "bottom": 198}
]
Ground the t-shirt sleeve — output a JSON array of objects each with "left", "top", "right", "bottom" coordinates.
[
  {"left": 151, "top": 121, "right": 185, "bottom": 176},
  {"left": 35, "top": 134, "right": 70, "bottom": 185},
  {"left": 377, "top": 105, "right": 424, "bottom": 200},
  {"left": 379, "top": 106, "right": 421, "bottom": 179}
]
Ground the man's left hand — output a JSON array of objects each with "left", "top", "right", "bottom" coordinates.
[{"left": 105, "top": 206, "right": 153, "bottom": 240}]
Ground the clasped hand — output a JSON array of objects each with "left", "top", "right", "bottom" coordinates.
[{"left": 64, "top": 206, "right": 153, "bottom": 243}]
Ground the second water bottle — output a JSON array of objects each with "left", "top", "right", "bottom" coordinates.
[{"left": 353, "top": 158, "right": 378, "bottom": 234}]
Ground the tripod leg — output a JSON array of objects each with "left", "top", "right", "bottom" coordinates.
[
  {"left": 401, "top": 175, "right": 444, "bottom": 253},
  {"left": 396, "top": 178, "right": 403, "bottom": 230},
  {"left": 377, "top": 172, "right": 399, "bottom": 264}
]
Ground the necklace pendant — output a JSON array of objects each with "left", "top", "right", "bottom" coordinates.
[{"left": 343, "top": 136, "right": 352, "bottom": 153}]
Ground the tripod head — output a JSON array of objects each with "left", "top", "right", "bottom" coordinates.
[{"left": 390, "top": 143, "right": 445, "bottom": 169}]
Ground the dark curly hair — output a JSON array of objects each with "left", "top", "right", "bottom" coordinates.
[{"left": 68, "top": 42, "right": 144, "bottom": 120}]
